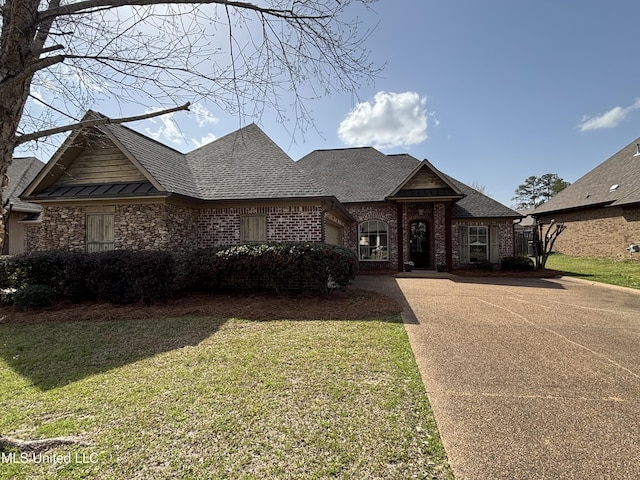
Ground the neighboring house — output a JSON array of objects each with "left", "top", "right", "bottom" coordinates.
[
  {"left": 2, "top": 157, "right": 43, "bottom": 254},
  {"left": 533, "top": 137, "right": 640, "bottom": 258},
  {"left": 21, "top": 112, "right": 521, "bottom": 271}
]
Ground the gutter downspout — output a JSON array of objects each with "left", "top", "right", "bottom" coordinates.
[{"left": 512, "top": 217, "right": 523, "bottom": 256}]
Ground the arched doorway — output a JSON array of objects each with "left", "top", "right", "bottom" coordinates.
[{"left": 410, "top": 221, "right": 430, "bottom": 269}]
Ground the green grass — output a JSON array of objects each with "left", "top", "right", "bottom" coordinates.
[
  {"left": 545, "top": 253, "right": 640, "bottom": 289},
  {"left": 0, "top": 315, "right": 452, "bottom": 479}
]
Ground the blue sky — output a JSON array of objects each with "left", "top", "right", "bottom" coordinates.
[{"left": 18, "top": 1, "right": 640, "bottom": 207}]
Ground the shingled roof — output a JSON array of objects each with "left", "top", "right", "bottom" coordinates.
[
  {"left": 186, "top": 124, "right": 325, "bottom": 200},
  {"left": 298, "top": 147, "right": 520, "bottom": 218},
  {"left": 534, "top": 137, "right": 640, "bottom": 214},
  {"left": 297, "top": 147, "right": 420, "bottom": 202},
  {"left": 103, "top": 121, "right": 195, "bottom": 197},
  {"left": 444, "top": 175, "right": 522, "bottom": 218},
  {"left": 23, "top": 115, "right": 325, "bottom": 202},
  {"left": 5, "top": 157, "right": 43, "bottom": 213}
]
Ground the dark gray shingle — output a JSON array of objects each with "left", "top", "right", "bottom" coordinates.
[
  {"left": 297, "top": 148, "right": 421, "bottom": 202},
  {"left": 534, "top": 137, "right": 640, "bottom": 214}
]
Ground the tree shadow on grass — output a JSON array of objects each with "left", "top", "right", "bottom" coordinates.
[{"left": 0, "top": 316, "right": 226, "bottom": 390}]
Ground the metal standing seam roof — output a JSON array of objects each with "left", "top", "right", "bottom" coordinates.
[
  {"left": 534, "top": 137, "right": 640, "bottom": 214},
  {"left": 32, "top": 182, "right": 160, "bottom": 199},
  {"left": 32, "top": 117, "right": 325, "bottom": 202}
]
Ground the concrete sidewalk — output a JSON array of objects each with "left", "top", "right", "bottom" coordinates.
[{"left": 354, "top": 274, "right": 640, "bottom": 479}]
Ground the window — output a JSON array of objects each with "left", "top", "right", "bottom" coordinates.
[
  {"left": 459, "top": 225, "right": 499, "bottom": 263},
  {"left": 358, "top": 220, "right": 388, "bottom": 261},
  {"left": 86, "top": 213, "right": 114, "bottom": 252},
  {"left": 241, "top": 215, "right": 266, "bottom": 242}
]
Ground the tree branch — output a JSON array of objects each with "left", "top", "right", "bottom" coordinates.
[
  {"left": 39, "top": 0, "right": 325, "bottom": 22},
  {"left": 15, "top": 102, "right": 190, "bottom": 145}
]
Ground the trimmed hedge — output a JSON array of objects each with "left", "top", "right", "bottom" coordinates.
[
  {"left": 2, "top": 250, "right": 175, "bottom": 305},
  {"left": 181, "top": 242, "right": 358, "bottom": 294},
  {"left": 501, "top": 256, "right": 535, "bottom": 272},
  {"left": 1, "top": 243, "right": 358, "bottom": 308}
]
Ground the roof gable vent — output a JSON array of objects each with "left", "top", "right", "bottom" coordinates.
[
  {"left": 634, "top": 144, "right": 640, "bottom": 157},
  {"left": 609, "top": 184, "right": 619, "bottom": 192}
]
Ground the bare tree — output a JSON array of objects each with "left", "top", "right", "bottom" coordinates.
[
  {"left": 0, "top": 0, "right": 380, "bottom": 245},
  {"left": 531, "top": 219, "right": 566, "bottom": 270}
]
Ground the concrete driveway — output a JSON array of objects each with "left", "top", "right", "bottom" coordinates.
[{"left": 354, "top": 274, "right": 640, "bottom": 479}]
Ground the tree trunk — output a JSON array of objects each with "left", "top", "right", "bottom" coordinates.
[{"left": 0, "top": 0, "right": 46, "bottom": 249}]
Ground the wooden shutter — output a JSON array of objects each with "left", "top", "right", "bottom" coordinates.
[
  {"left": 241, "top": 215, "right": 266, "bottom": 242},
  {"left": 490, "top": 225, "right": 500, "bottom": 262},
  {"left": 86, "top": 213, "right": 115, "bottom": 252},
  {"left": 459, "top": 226, "right": 469, "bottom": 263}
]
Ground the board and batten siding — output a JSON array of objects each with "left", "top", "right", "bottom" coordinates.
[
  {"left": 55, "top": 141, "right": 147, "bottom": 185},
  {"left": 86, "top": 213, "right": 115, "bottom": 252}
]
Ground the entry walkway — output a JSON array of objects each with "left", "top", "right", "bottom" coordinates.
[{"left": 353, "top": 274, "right": 640, "bottom": 479}]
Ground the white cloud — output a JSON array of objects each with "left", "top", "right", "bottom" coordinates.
[
  {"left": 338, "top": 91, "right": 428, "bottom": 149},
  {"left": 192, "top": 132, "right": 217, "bottom": 148},
  {"left": 191, "top": 103, "right": 219, "bottom": 127},
  {"left": 578, "top": 98, "right": 640, "bottom": 131},
  {"left": 144, "top": 109, "right": 184, "bottom": 145}
]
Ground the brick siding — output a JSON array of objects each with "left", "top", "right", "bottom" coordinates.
[
  {"left": 29, "top": 201, "right": 325, "bottom": 253},
  {"left": 537, "top": 206, "right": 640, "bottom": 257},
  {"left": 197, "top": 205, "right": 323, "bottom": 247},
  {"left": 344, "top": 204, "right": 398, "bottom": 271},
  {"left": 451, "top": 220, "right": 514, "bottom": 267}
]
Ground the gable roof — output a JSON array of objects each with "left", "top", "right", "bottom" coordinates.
[
  {"left": 23, "top": 114, "right": 324, "bottom": 203},
  {"left": 297, "top": 147, "right": 423, "bottom": 202},
  {"left": 387, "top": 157, "right": 465, "bottom": 201},
  {"left": 103, "top": 119, "right": 194, "bottom": 197},
  {"left": 5, "top": 157, "right": 43, "bottom": 213},
  {"left": 534, "top": 137, "right": 640, "bottom": 214},
  {"left": 298, "top": 147, "right": 520, "bottom": 218},
  {"left": 186, "top": 124, "right": 325, "bottom": 200}
]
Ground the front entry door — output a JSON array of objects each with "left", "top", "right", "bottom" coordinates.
[{"left": 410, "top": 221, "right": 429, "bottom": 269}]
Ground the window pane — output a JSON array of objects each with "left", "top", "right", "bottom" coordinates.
[{"left": 358, "top": 221, "right": 388, "bottom": 261}]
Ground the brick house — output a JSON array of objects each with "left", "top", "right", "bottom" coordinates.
[
  {"left": 21, "top": 113, "right": 521, "bottom": 271},
  {"left": 533, "top": 137, "right": 640, "bottom": 258}
]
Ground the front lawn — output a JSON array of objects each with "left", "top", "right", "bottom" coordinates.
[
  {"left": 544, "top": 253, "right": 640, "bottom": 290},
  {"left": 0, "top": 314, "right": 452, "bottom": 479}
]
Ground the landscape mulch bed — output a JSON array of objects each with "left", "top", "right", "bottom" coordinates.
[
  {"left": 452, "top": 268, "right": 564, "bottom": 278},
  {"left": 0, "top": 288, "right": 403, "bottom": 324}
]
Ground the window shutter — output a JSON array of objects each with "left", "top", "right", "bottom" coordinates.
[
  {"left": 459, "top": 226, "right": 469, "bottom": 263},
  {"left": 490, "top": 225, "right": 500, "bottom": 262},
  {"left": 241, "top": 216, "right": 266, "bottom": 242},
  {"left": 86, "top": 214, "right": 115, "bottom": 252}
]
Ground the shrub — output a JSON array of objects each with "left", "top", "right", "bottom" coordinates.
[
  {"left": 501, "top": 256, "right": 535, "bottom": 271},
  {"left": 13, "top": 284, "right": 57, "bottom": 310},
  {"left": 185, "top": 242, "right": 358, "bottom": 294},
  {"left": 86, "top": 250, "right": 175, "bottom": 305},
  {"left": 474, "top": 259, "right": 493, "bottom": 271},
  {"left": 0, "top": 255, "right": 16, "bottom": 289},
  {"left": 10, "top": 250, "right": 73, "bottom": 293}
]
